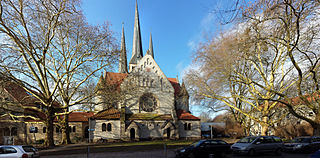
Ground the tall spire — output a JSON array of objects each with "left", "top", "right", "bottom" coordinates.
[
  {"left": 147, "top": 33, "right": 154, "bottom": 58},
  {"left": 129, "top": 0, "right": 143, "bottom": 65},
  {"left": 119, "top": 23, "right": 128, "bottom": 73}
]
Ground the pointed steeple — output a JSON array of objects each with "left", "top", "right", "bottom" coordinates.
[
  {"left": 119, "top": 23, "right": 128, "bottom": 73},
  {"left": 179, "top": 82, "right": 189, "bottom": 97},
  {"left": 129, "top": 0, "right": 143, "bottom": 65},
  {"left": 147, "top": 33, "right": 154, "bottom": 58}
]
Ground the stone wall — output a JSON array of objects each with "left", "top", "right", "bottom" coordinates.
[
  {"left": 0, "top": 122, "right": 26, "bottom": 145},
  {"left": 91, "top": 120, "right": 121, "bottom": 142},
  {"left": 178, "top": 120, "right": 201, "bottom": 139},
  {"left": 122, "top": 72, "right": 175, "bottom": 115}
]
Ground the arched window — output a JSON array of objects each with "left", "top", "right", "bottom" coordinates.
[
  {"left": 11, "top": 127, "right": 17, "bottom": 136},
  {"left": 69, "top": 126, "right": 72, "bottom": 133},
  {"left": 73, "top": 126, "right": 76, "bottom": 133},
  {"left": 184, "top": 123, "right": 188, "bottom": 130},
  {"left": 102, "top": 123, "right": 106, "bottom": 131},
  {"left": 4, "top": 127, "right": 10, "bottom": 136},
  {"left": 107, "top": 123, "right": 112, "bottom": 131},
  {"left": 143, "top": 78, "right": 145, "bottom": 86},
  {"left": 43, "top": 127, "right": 46, "bottom": 133},
  {"left": 188, "top": 123, "right": 192, "bottom": 130}
]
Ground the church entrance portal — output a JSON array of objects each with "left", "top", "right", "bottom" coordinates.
[
  {"left": 166, "top": 128, "right": 171, "bottom": 139},
  {"left": 130, "top": 128, "right": 135, "bottom": 140},
  {"left": 84, "top": 126, "right": 89, "bottom": 138}
]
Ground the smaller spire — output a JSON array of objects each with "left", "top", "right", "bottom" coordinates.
[
  {"left": 147, "top": 33, "right": 154, "bottom": 58},
  {"left": 119, "top": 23, "right": 128, "bottom": 73},
  {"left": 180, "top": 82, "right": 189, "bottom": 97},
  {"left": 176, "top": 75, "right": 179, "bottom": 83}
]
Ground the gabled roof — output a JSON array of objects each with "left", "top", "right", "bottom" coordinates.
[
  {"left": 176, "top": 109, "right": 200, "bottom": 120},
  {"left": 4, "top": 82, "right": 40, "bottom": 106},
  {"left": 126, "top": 113, "right": 172, "bottom": 121},
  {"left": 69, "top": 112, "right": 94, "bottom": 122},
  {"left": 98, "top": 72, "right": 183, "bottom": 97},
  {"left": 168, "top": 78, "right": 180, "bottom": 96},
  {"left": 91, "top": 107, "right": 120, "bottom": 120},
  {"left": 161, "top": 120, "right": 176, "bottom": 129}
]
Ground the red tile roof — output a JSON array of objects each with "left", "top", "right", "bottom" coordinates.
[
  {"left": 4, "top": 82, "right": 39, "bottom": 106},
  {"left": 100, "top": 72, "right": 182, "bottom": 96},
  {"left": 68, "top": 112, "right": 94, "bottom": 122},
  {"left": 176, "top": 109, "right": 200, "bottom": 120},
  {"left": 91, "top": 107, "right": 120, "bottom": 120},
  {"left": 105, "top": 72, "right": 128, "bottom": 88},
  {"left": 168, "top": 78, "right": 181, "bottom": 96}
]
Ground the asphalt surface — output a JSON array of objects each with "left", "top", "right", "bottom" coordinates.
[{"left": 39, "top": 145, "right": 312, "bottom": 158}]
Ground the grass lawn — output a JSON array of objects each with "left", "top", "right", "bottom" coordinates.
[{"left": 94, "top": 139, "right": 196, "bottom": 148}]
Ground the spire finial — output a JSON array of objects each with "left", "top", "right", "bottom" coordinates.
[
  {"left": 147, "top": 32, "right": 154, "bottom": 58},
  {"left": 129, "top": 0, "right": 143, "bottom": 66}
]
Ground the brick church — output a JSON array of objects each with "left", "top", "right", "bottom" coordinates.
[{"left": 89, "top": 1, "right": 201, "bottom": 141}]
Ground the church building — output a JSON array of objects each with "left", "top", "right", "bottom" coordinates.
[{"left": 89, "top": 1, "right": 201, "bottom": 142}]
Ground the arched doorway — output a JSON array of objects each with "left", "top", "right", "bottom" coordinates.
[
  {"left": 166, "top": 127, "right": 171, "bottom": 139},
  {"left": 84, "top": 126, "right": 89, "bottom": 138},
  {"left": 130, "top": 128, "right": 135, "bottom": 140}
]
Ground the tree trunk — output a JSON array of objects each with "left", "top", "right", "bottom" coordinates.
[
  {"left": 261, "top": 116, "right": 268, "bottom": 136},
  {"left": 44, "top": 108, "right": 55, "bottom": 147},
  {"left": 312, "top": 123, "right": 320, "bottom": 135},
  {"left": 60, "top": 111, "right": 71, "bottom": 144}
]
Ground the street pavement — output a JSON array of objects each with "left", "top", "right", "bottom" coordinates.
[{"left": 40, "top": 149, "right": 312, "bottom": 158}]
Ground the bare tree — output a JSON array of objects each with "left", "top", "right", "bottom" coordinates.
[
  {"left": 240, "top": 0, "right": 320, "bottom": 134},
  {"left": 0, "top": 0, "right": 117, "bottom": 146},
  {"left": 50, "top": 12, "right": 117, "bottom": 144},
  {"left": 185, "top": 16, "right": 292, "bottom": 135}
]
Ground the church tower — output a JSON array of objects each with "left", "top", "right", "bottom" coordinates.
[
  {"left": 129, "top": 0, "right": 143, "bottom": 72},
  {"left": 119, "top": 24, "right": 128, "bottom": 73}
]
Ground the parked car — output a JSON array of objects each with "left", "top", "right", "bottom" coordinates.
[
  {"left": 309, "top": 149, "right": 320, "bottom": 158},
  {"left": 0, "top": 145, "right": 39, "bottom": 158},
  {"left": 175, "top": 139, "right": 231, "bottom": 158},
  {"left": 231, "top": 136, "right": 283, "bottom": 156},
  {"left": 284, "top": 136, "right": 320, "bottom": 153}
]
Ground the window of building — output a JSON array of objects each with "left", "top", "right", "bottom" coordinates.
[
  {"left": 56, "top": 127, "right": 59, "bottom": 133},
  {"left": 69, "top": 126, "right": 72, "bottom": 133},
  {"left": 43, "top": 127, "right": 46, "bottom": 133},
  {"left": 29, "top": 126, "right": 38, "bottom": 133},
  {"left": 11, "top": 127, "right": 17, "bottom": 136},
  {"left": 107, "top": 123, "right": 112, "bottom": 132},
  {"left": 143, "top": 78, "right": 145, "bottom": 86},
  {"left": 4, "top": 127, "right": 10, "bottom": 136},
  {"left": 188, "top": 123, "right": 192, "bottom": 130},
  {"left": 102, "top": 123, "right": 106, "bottom": 131},
  {"left": 184, "top": 123, "right": 188, "bottom": 130},
  {"left": 73, "top": 126, "right": 76, "bottom": 133}
]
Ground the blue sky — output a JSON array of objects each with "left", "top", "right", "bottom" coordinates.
[{"left": 81, "top": 0, "right": 233, "bottom": 117}]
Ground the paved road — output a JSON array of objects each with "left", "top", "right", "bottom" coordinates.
[{"left": 41, "top": 149, "right": 311, "bottom": 158}]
